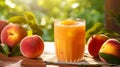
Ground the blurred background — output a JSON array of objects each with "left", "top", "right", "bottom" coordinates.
[{"left": 0, "top": 0, "right": 104, "bottom": 41}]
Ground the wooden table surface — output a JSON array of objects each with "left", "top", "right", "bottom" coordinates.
[
  {"left": 0, "top": 42, "right": 119, "bottom": 67},
  {"left": 0, "top": 53, "right": 46, "bottom": 67}
]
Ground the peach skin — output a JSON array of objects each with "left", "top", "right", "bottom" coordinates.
[
  {"left": 1, "top": 23, "right": 27, "bottom": 47},
  {"left": 87, "top": 34, "right": 108, "bottom": 57},
  {"left": 20, "top": 35, "right": 44, "bottom": 58},
  {"left": 99, "top": 38, "right": 120, "bottom": 64},
  {"left": 0, "top": 20, "right": 8, "bottom": 43}
]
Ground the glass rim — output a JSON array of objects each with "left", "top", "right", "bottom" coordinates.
[{"left": 54, "top": 18, "right": 86, "bottom": 23}]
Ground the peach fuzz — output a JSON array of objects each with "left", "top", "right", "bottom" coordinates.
[
  {"left": 1, "top": 23, "right": 27, "bottom": 47},
  {"left": 0, "top": 20, "right": 8, "bottom": 43},
  {"left": 87, "top": 34, "right": 108, "bottom": 57},
  {"left": 20, "top": 35, "right": 44, "bottom": 58}
]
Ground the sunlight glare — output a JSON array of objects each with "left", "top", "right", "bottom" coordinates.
[
  {"left": 41, "top": 17, "right": 46, "bottom": 25},
  {"left": 72, "top": 3, "right": 79, "bottom": 8},
  {"left": 5, "top": 0, "right": 16, "bottom": 8}
]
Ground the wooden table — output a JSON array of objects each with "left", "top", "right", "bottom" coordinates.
[
  {"left": 0, "top": 53, "right": 45, "bottom": 67},
  {"left": 0, "top": 42, "right": 119, "bottom": 67}
]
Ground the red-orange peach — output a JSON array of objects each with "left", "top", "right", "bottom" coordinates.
[
  {"left": 20, "top": 35, "right": 44, "bottom": 58},
  {"left": 87, "top": 34, "right": 108, "bottom": 57},
  {"left": 1, "top": 23, "right": 27, "bottom": 47},
  {"left": 0, "top": 20, "right": 8, "bottom": 43}
]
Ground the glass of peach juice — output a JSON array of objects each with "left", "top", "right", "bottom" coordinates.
[{"left": 54, "top": 19, "right": 86, "bottom": 62}]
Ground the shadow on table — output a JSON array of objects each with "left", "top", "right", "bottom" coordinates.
[{"left": 0, "top": 53, "right": 46, "bottom": 67}]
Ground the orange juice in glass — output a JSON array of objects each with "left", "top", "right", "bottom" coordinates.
[{"left": 54, "top": 19, "right": 86, "bottom": 62}]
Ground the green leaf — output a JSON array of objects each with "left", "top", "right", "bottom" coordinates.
[
  {"left": 27, "top": 29, "right": 33, "bottom": 36},
  {"left": 86, "top": 22, "right": 104, "bottom": 41},
  {"left": 24, "top": 11, "right": 43, "bottom": 36},
  {"left": 10, "top": 44, "right": 21, "bottom": 56},
  {"left": 24, "top": 11, "right": 37, "bottom": 26},
  {"left": 99, "top": 53, "right": 120, "bottom": 64},
  {"left": 86, "top": 22, "right": 120, "bottom": 42},
  {"left": 32, "top": 26, "right": 43, "bottom": 36},
  {"left": 24, "top": 11, "right": 36, "bottom": 21},
  {"left": 8, "top": 16, "right": 26, "bottom": 24},
  {"left": 0, "top": 43, "right": 9, "bottom": 56},
  {"left": 8, "top": 11, "right": 43, "bottom": 36}
]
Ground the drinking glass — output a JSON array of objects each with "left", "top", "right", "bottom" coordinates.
[{"left": 54, "top": 19, "right": 86, "bottom": 62}]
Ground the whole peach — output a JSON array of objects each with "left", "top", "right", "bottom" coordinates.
[
  {"left": 99, "top": 38, "right": 120, "bottom": 64},
  {"left": 87, "top": 34, "right": 108, "bottom": 57},
  {"left": 0, "top": 20, "right": 8, "bottom": 43},
  {"left": 20, "top": 35, "right": 44, "bottom": 58},
  {"left": 1, "top": 23, "right": 27, "bottom": 47},
  {"left": 99, "top": 39, "right": 120, "bottom": 58}
]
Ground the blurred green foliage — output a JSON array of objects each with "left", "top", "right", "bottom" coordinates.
[
  {"left": 86, "top": 22, "right": 120, "bottom": 43},
  {"left": 0, "top": 0, "right": 104, "bottom": 41}
]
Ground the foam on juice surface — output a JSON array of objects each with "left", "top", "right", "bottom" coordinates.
[
  {"left": 56, "top": 19, "right": 85, "bottom": 26},
  {"left": 60, "top": 19, "right": 76, "bottom": 26}
]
